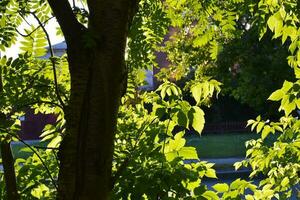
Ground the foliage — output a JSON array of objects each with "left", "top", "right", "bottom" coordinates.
[
  {"left": 0, "top": 24, "right": 67, "bottom": 199},
  {"left": 233, "top": 1, "right": 300, "bottom": 199},
  {"left": 0, "top": 0, "right": 299, "bottom": 199},
  {"left": 126, "top": 0, "right": 170, "bottom": 71},
  {"left": 235, "top": 80, "right": 300, "bottom": 199},
  {"left": 155, "top": 0, "right": 248, "bottom": 82},
  {"left": 112, "top": 75, "right": 220, "bottom": 199},
  {"left": 215, "top": 30, "right": 294, "bottom": 112},
  {"left": 159, "top": 0, "right": 297, "bottom": 119}
]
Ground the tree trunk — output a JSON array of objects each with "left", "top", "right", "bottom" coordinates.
[
  {"left": 48, "top": 1, "right": 136, "bottom": 199},
  {"left": 0, "top": 55, "right": 19, "bottom": 200},
  {"left": 0, "top": 141, "right": 20, "bottom": 200}
]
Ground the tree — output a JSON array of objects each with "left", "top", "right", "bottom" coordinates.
[
  {"left": 46, "top": 1, "right": 140, "bottom": 199},
  {"left": 0, "top": 0, "right": 172, "bottom": 198},
  {"left": 215, "top": 30, "right": 295, "bottom": 115},
  {"left": 0, "top": 69, "right": 19, "bottom": 200},
  {"left": 136, "top": 0, "right": 300, "bottom": 198},
  {"left": 0, "top": 53, "right": 63, "bottom": 199},
  {"left": 0, "top": 0, "right": 140, "bottom": 199},
  {"left": 0, "top": 0, "right": 299, "bottom": 199}
]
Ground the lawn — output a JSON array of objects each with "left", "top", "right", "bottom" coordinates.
[
  {"left": 0, "top": 133, "right": 277, "bottom": 161},
  {"left": 186, "top": 132, "right": 277, "bottom": 158},
  {"left": 0, "top": 140, "right": 47, "bottom": 162}
]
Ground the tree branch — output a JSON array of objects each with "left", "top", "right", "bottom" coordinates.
[
  {"left": 18, "top": 11, "right": 32, "bottom": 26},
  {"left": 47, "top": 0, "right": 85, "bottom": 43},
  {"left": 16, "top": 16, "right": 55, "bottom": 38},
  {"left": 128, "top": 0, "right": 140, "bottom": 30},
  {"left": 5, "top": 131, "right": 58, "bottom": 190},
  {"left": 31, "top": 12, "right": 66, "bottom": 109}
]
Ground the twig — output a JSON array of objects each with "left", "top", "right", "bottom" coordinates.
[
  {"left": 16, "top": 16, "right": 55, "bottom": 38},
  {"left": 33, "top": 145, "right": 60, "bottom": 168},
  {"left": 5, "top": 131, "right": 58, "bottom": 190},
  {"left": 18, "top": 11, "right": 32, "bottom": 26}
]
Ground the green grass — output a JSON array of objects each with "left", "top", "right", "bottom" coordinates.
[
  {"left": 186, "top": 132, "right": 277, "bottom": 158},
  {"left": 0, "top": 140, "right": 47, "bottom": 162},
  {"left": 0, "top": 133, "right": 277, "bottom": 162}
]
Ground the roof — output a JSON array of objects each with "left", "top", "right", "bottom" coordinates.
[{"left": 47, "top": 41, "right": 67, "bottom": 50}]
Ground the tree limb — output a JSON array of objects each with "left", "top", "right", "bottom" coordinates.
[
  {"left": 4, "top": 131, "right": 58, "bottom": 190},
  {"left": 31, "top": 12, "right": 66, "bottom": 109},
  {"left": 47, "top": 0, "right": 85, "bottom": 43},
  {"left": 16, "top": 16, "right": 55, "bottom": 38}
]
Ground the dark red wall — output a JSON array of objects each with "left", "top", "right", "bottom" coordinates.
[{"left": 19, "top": 110, "right": 56, "bottom": 140}]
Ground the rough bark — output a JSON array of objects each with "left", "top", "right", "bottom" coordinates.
[
  {"left": 0, "top": 141, "right": 20, "bottom": 200},
  {"left": 47, "top": 0, "right": 136, "bottom": 199}
]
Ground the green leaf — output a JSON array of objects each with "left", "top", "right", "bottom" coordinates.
[
  {"left": 295, "top": 67, "right": 300, "bottom": 79},
  {"left": 161, "top": 87, "right": 166, "bottom": 99},
  {"left": 212, "top": 183, "right": 229, "bottom": 193},
  {"left": 165, "top": 151, "right": 177, "bottom": 162},
  {"left": 202, "top": 191, "right": 219, "bottom": 200},
  {"left": 209, "top": 41, "right": 220, "bottom": 60},
  {"left": 246, "top": 119, "right": 255, "bottom": 127},
  {"left": 256, "top": 115, "right": 261, "bottom": 121},
  {"left": 234, "top": 161, "right": 244, "bottom": 170},
  {"left": 261, "top": 125, "right": 271, "bottom": 140},
  {"left": 295, "top": 99, "right": 300, "bottom": 109},
  {"left": 251, "top": 121, "right": 258, "bottom": 131},
  {"left": 230, "top": 178, "right": 244, "bottom": 190},
  {"left": 268, "top": 89, "right": 284, "bottom": 101},
  {"left": 47, "top": 135, "right": 62, "bottom": 148},
  {"left": 186, "top": 179, "right": 201, "bottom": 191},
  {"left": 177, "top": 110, "right": 189, "bottom": 128},
  {"left": 191, "top": 84, "right": 202, "bottom": 104},
  {"left": 166, "top": 87, "right": 172, "bottom": 96},
  {"left": 267, "top": 13, "right": 283, "bottom": 36},
  {"left": 194, "top": 185, "right": 207, "bottom": 196},
  {"left": 245, "top": 195, "right": 255, "bottom": 200},
  {"left": 282, "top": 81, "right": 293, "bottom": 91},
  {"left": 284, "top": 26, "right": 298, "bottom": 41},
  {"left": 205, "top": 168, "right": 217, "bottom": 178},
  {"left": 31, "top": 184, "right": 50, "bottom": 198},
  {"left": 281, "top": 177, "right": 289, "bottom": 187},
  {"left": 20, "top": 147, "right": 33, "bottom": 153},
  {"left": 153, "top": 104, "right": 167, "bottom": 120},
  {"left": 178, "top": 147, "right": 198, "bottom": 160},
  {"left": 170, "top": 85, "right": 180, "bottom": 96},
  {"left": 188, "top": 106, "right": 205, "bottom": 134},
  {"left": 171, "top": 132, "right": 186, "bottom": 151},
  {"left": 256, "top": 122, "right": 265, "bottom": 133}
]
